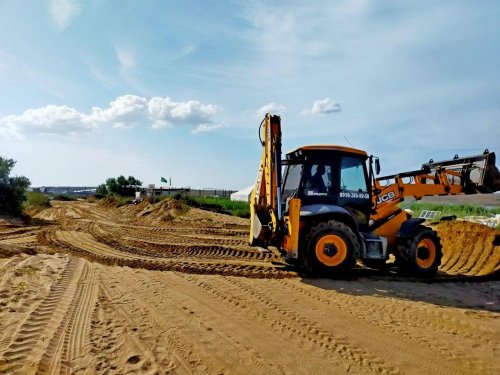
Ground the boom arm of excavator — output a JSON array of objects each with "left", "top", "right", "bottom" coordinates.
[
  {"left": 371, "top": 149, "right": 499, "bottom": 220},
  {"left": 249, "top": 114, "right": 283, "bottom": 246}
]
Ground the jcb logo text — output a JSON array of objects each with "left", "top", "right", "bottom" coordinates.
[{"left": 376, "top": 191, "right": 396, "bottom": 204}]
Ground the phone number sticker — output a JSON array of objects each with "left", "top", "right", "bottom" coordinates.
[{"left": 339, "top": 192, "right": 370, "bottom": 199}]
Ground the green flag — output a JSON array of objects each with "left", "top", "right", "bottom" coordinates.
[{"left": 161, "top": 177, "right": 168, "bottom": 183}]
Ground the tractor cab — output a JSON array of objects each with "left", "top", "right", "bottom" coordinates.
[{"left": 282, "top": 146, "right": 372, "bottom": 230}]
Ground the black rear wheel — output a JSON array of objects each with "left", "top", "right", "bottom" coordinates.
[
  {"left": 397, "top": 226, "right": 442, "bottom": 278},
  {"left": 304, "top": 221, "right": 359, "bottom": 276}
]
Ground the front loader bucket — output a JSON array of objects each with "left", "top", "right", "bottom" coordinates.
[{"left": 422, "top": 150, "right": 500, "bottom": 193}]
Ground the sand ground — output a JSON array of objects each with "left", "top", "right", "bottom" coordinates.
[{"left": 0, "top": 200, "right": 499, "bottom": 375}]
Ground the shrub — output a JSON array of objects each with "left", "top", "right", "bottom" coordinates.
[
  {"left": 0, "top": 157, "right": 31, "bottom": 216},
  {"left": 24, "top": 192, "right": 50, "bottom": 209},
  {"left": 181, "top": 196, "right": 250, "bottom": 217},
  {"left": 103, "top": 195, "right": 133, "bottom": 207},
  {"left": 95, "top": 184, "right": 108, "bottom": 196},
  {"left": 86, "top": 196, "right": 97, "bottom": 203}
]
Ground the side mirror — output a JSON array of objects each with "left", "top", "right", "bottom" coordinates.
[{"left": 375, "top": 159, "right": 381, "bottom": 175}]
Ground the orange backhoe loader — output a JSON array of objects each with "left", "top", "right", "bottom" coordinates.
[{"left": 249, "top": 114, "right": 499, "bottom": 277}]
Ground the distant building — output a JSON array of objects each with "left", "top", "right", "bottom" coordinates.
[{"left": 230, "top": 186, "right": 253, "bottom": 202}]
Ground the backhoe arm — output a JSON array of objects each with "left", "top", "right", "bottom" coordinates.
[{"left": 249, "top": 114, "right": 283, "bottom": 246}]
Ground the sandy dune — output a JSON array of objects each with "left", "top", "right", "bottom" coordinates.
[{"left": 0, "top": 200, "right": 499, "bottom": 374}]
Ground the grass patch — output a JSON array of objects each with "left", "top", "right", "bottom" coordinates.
[
  {"left": 402, "top": 202, "right": 500, "bottom": 219},
  {"left": 9, "top": 295, "right": 19, "bottom": 303},
  {"left": 180, "top": 196, "right": 250, "bottom": 218},
  {"left": 14, "top": 266, "right": 39, "bottom": 277},
  {"left": 114, "top": 195, "right": 134, "bottom": 207},
  {"left": 16, "top": 281, "right": 28, "bottom": 293},
  {"left": 24, "top": 192, "right": 50, "bottom": 209}
]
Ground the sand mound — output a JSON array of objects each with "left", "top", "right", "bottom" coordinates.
[
  {"left": 140, "top": 198, "right": 183, "bottom": 224},
  {"left": 435, "top": 221, "right": 500, "bottom": 277},
  {"left": 96, "top": 197, "right": 184, "bottom": 225},
  {"left": 97, "top": 196, "right": 122, "bottom": 208},
  {"left": 116, "top": 198, "right": 183, "bottom": 225},
  {"left": 108, "top": 197, "right": 247, "bottom": 227},
  {"left": 116, "top": 199, "right": 153, "bottom": 217}
]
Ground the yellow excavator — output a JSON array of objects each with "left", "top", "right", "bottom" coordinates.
[{"left": 249, "top": 114, "right": 499, "bottom": 277}]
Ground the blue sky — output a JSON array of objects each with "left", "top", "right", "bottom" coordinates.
[{"left": 0, "top": 0, "right": 499, "bottom": 189}]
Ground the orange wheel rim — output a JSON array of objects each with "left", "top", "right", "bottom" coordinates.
[
  {"left": 315, "top": 234, "right": 347, "bottom": 267},
  {"left": 416, "top": 238, "right": 436, "bottom": 268}
]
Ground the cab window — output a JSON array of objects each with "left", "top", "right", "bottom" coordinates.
[
  {"left": 340, "top": 156, "right": 368, "bottom": 193},
  {"left": 282, "top": 163, "right": 303, "bottom": 201}
]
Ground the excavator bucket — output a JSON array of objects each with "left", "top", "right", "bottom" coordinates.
[
  {"left": 422, "top": 150, "right": 500, "bottom": 193},
  {"left": 248, "top": 114, "right": 283, "bottom": 247}
]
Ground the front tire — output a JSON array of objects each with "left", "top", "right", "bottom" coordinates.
[
  {"left": 397, "top": 226, "right": 442, "bottom": 278},
  {"left": 304, "top": 221, "right": 359, "bottom": 276}
]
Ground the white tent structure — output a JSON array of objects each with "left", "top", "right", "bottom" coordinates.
[{"left": 230, "top": 185, "right": 254, "bottom": 202}]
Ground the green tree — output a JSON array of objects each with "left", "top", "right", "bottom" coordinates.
[
  {"left": 105, "top": 178, "right": 118, "bottom": 194},
  {"left": 116, "top": 175, "right": 128, "bottom": 194},
  {"left": 0, "top": 157, "right": 31, "bottom": 216},
  {"left": 96, "top": 184, "right": 108, "bottom": 196},
  {"left": 102, "top": 175, "right": 142, "bottom": 197},
  {"left": 127, "top": 176, "right": 142, "bottom": 187}
]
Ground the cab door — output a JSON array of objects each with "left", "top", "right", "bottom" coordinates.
[{"left": 337, "top": 155, "right": 371, "bottom": 228}]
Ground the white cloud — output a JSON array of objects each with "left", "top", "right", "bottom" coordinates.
[
  {"left": 301, "top": 98, "right": 341, "bottom": 116},
  {"left": 166, "top": 44, "right": 197, "bottom": 62},
  {"left": 148, "top": 97, "right": 220, "bottom": 129},
  {"left": 191, "top": 123, "right": 225, "bottom": 134},
  {"left": 0, "top": 95, "right": 222, "bottom": 138},
  {"left": 90, "top": 95, "right": 148, "bottom": 128},
  {"left": 115, "top": 47, "right": 137, "bottom": 70},
  {"left": 0, "top": 105, "right": 96, "bottom": 137},
  {"left": 48, "top": 0, "right": 82, "bottom": 31},
  {"left": 86, "top": 61, "right": 115, "bottom": 89},
  {"left": 0, "top": 122, "right": 23, "bottom": 140},
  {"left": 113, "top": 47, "right": 149, "bottom": 94},
  {"left": 255, "top": 102, "right": 286, "bottom": 118}
]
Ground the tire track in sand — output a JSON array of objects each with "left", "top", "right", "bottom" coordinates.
[
  {"left": 40, "top": 227, "right": 296, "bottom": 279},
  {"left": 175, "top": 273, "right": 399, "bottom": 375},
  {"left": 130, "top": 271, "right": 288, "bottom": 374},
  {"left": 89, "top": 221, "right": 279, "bottom": 263},
  {"left": 36, "top": 260, "right": 98, "bottom": 375},
  {"left": 276, "top": 279, "right": 495, "bottom": 374},
  {"left": 91, "top": 268, "right": 215, "bottom": 374},
  {"left": 0, "top": 257, "right": 97, "bottom": 374},
  {"left": 96, "top": 223, "right": 248, "bottom": 246}
]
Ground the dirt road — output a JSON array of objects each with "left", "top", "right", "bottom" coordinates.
[{"left": 0, "top": 200, "right": 499, "bottom": 374}]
